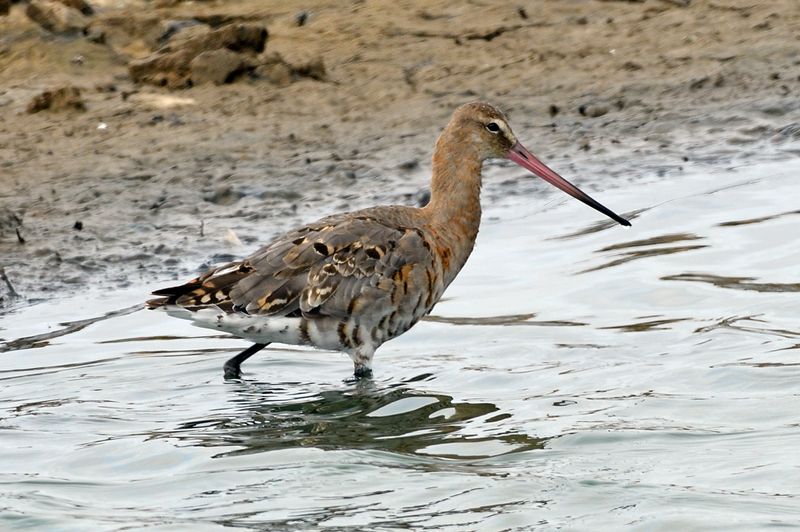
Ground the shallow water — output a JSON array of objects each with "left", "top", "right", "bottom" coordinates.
[{"left": 2, "top": 159, "right": 800, "bottom": 530}]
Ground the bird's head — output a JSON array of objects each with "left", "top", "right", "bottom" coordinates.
[{"left": 448, "top": 101, "right": 631, "bottom": 226}]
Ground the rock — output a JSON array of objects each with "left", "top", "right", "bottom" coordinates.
[
  {"left": 161, "top": 23, "right": 267, "bottom": 56},
  {"left": 57, "top": 0, "right": 93, "bottom": 16},
  {"left": 190, "top": 49, "right": 251, "bottom": 85},
  {"left": 291, "top": 56, "right": 327, "bottom": 81},
  {"left": 83, "top": 23, "right": 105, "bottom": 43},
  {"left": 128, "top": 23, "right": 267, "bottom": 88},
  {"left": 83, "top": 13, "right": 163, "bottom": 55},
  {"left": 295, "top": 10, "right": 309, "bottom": 27},
  {"left": 578, "top": 102, "right": 608, "bottom": 118},
  {"left": 128, "top": 51, "right": 195, "bottom": 88},
  {"left": 25, "top": 0, "right": 88, "bottom": 35},
  {"left": 254, "top": 51, "right": 293, "bottom": 86},
  {"left": 257, "top": 54, "right": 327, "bottom": 84},
  {"left": 26, "top": 86, "right": 86, "bottom": 113},
  {"left": 156, "top": 19, "right": 206, "bottom": 47}
]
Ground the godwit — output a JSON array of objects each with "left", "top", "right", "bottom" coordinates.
[{"left": 148, "top": 102, "right": 630, "bottom": 379}]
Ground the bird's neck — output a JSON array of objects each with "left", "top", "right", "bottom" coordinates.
[{"left": 422, "top": 132, "right": 483, "bottom": 281}]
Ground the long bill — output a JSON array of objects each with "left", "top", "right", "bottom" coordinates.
[{"left": 507, "top": 141, "right": 631, "bottom": 227}]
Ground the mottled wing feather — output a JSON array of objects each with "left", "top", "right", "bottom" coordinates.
[
  {"left": 232, "top": 214, "right": 432, "bottom": 318},
  {"left": 150, "top": 211, "right": 434, "bottom": 319}
]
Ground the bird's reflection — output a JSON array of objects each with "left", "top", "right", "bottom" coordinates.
[{"left": 164, "top": 375, "right": 546, "bottom": 459}]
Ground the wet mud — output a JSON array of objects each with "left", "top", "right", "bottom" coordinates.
[{"left": 1, "top": 0, "right": 799, "bottom": 307}]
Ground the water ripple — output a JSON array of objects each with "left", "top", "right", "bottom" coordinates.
[
  {"left": 3, "top": 161, "right": 800, "bottom": 529},
  {"left": 662, "top": 273, "right": 800, "bottom": 292}
]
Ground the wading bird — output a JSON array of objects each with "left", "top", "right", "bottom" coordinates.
[{"left": 148, "top": 102, "right": 630, "bottom": 379}]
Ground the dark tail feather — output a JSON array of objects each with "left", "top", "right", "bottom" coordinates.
[
  {"left": 146, "top": 278, "right": 202, "bottom": 309},
  {"left": 148, "top": 260, "right": 254, "bottom": 310}
]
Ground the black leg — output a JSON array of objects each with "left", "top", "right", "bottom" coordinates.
[{"left": 223, "top": 343, "right": 269, "bottom": 380}]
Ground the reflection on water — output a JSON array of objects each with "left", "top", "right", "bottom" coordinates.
[
  {"left": 694, "top": 314, "right": 800, "bottom": 339},
  {"left": 662, "top": 272, "right": 800, "bottom": 292},
  {"left": 2, "top": 160, "right": 800, "bottom": 529},
  {"left": 0, "top": 304, "right": 142, "bottom": 353},
  {"left": 596, "top": 232, "right": 704, "bottom": 251},
  {"left": 581, "top": 244, "right": 708, "bottom": 273},
  {"left": 160, "top": 381, "right": 545, "bottom": 459},
  {"left": 717, "top": 208, "right": 800, "bottom": 227},
  {"left": 600, "top": 316, "right": 691, "bottom": 333},
  {"left": 425, "top": 313, "right": 586, "bottom": 327},
  {"left": 549, "top": 207, "right": 647, "bottom": 241},
  {"left": 580, "top": 231, "right": 709, "bottom": 273}
]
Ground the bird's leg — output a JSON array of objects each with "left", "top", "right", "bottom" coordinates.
[
  {"left": 349, "top": 346, "right": 375, "bottom": 380},
  {"left": 223, "top": 342, "right": 269, "bottom": 380}
]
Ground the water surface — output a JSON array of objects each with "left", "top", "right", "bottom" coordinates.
[{"left": 2, "top": 160, "right": 799, "bottom": 530}]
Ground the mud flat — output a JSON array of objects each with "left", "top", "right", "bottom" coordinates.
[{"left": 1, "top": 0, "right": 799, "bottom": 307}]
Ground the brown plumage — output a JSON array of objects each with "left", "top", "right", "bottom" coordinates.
[{"left": 149, "top": 102, "right": 630, "bottom": 380}]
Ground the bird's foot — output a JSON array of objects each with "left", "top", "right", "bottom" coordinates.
[
  {"left": 222, "top": 343, "right": 268, "bottom": 381},
  {"left": 354, "top": 365, "right": 373, "bottom": 378},
  {"left": 223, "top": 363, "right": 243, "bottom": 380},
  {"left": 344, "top": 365, "right": 373, "bottom": 383}
]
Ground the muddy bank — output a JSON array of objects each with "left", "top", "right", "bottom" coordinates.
[{"left": 1, "top": 0, "right": 799, "bottom": 309}]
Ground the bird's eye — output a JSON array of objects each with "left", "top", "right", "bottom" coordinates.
[{"left": 486, "top": 122, "right": 500, "bottom": 133}]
